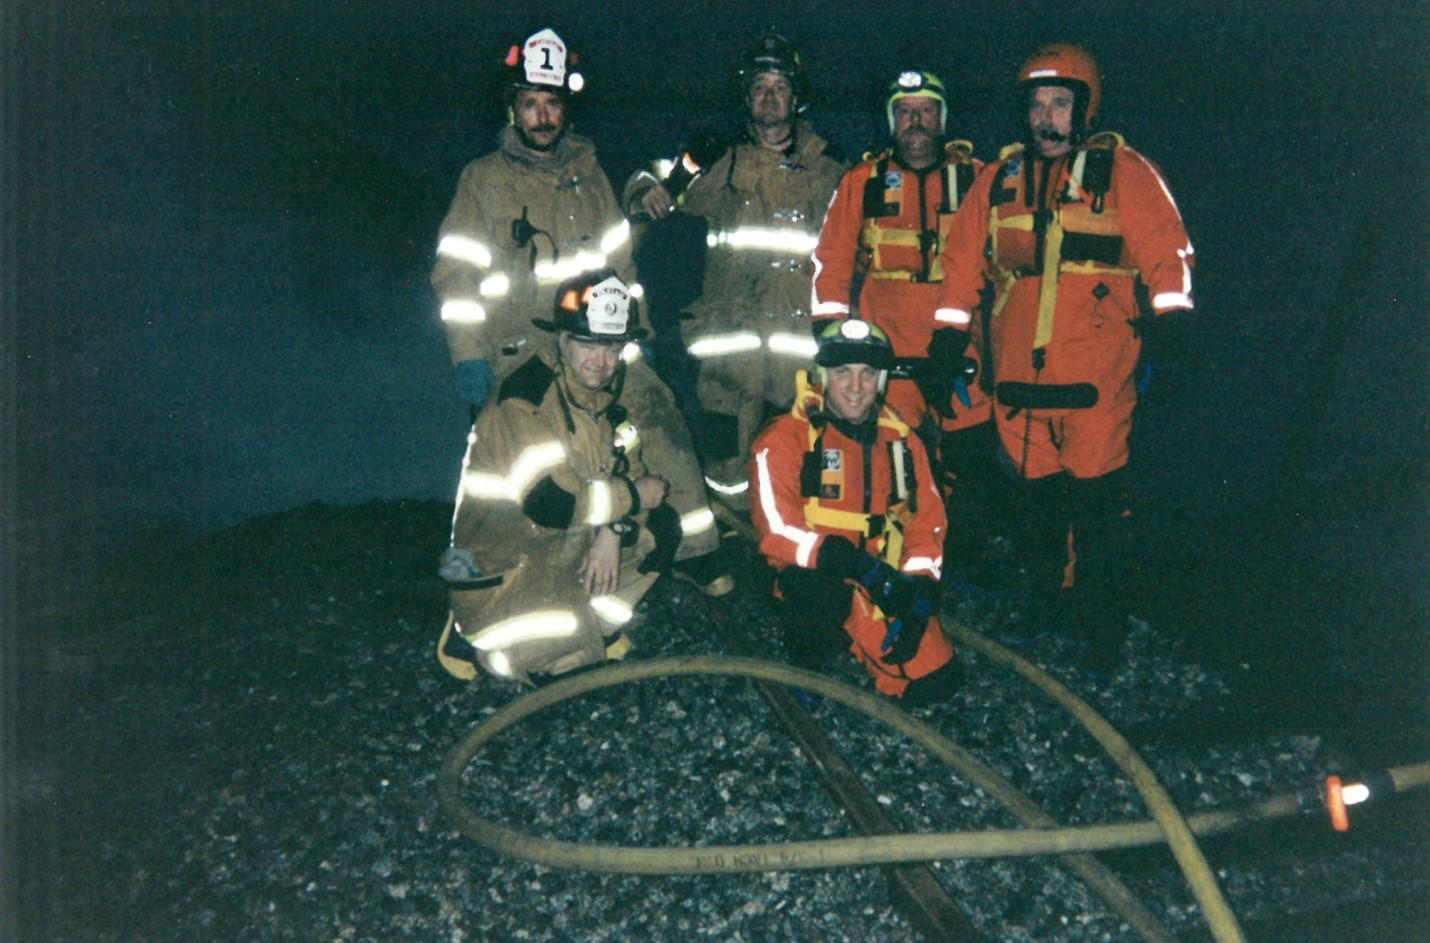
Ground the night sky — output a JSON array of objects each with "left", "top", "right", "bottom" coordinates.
[{"left": 7, "top": 0, "right": 1429, "bottom": 540}]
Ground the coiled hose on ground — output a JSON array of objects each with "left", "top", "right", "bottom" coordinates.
[{"left": 439, "top": 641, "right": 1430, "bottom": 943}]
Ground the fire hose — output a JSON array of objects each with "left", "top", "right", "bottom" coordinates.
[{"left": 439, "top": 646, "right": 1430, "bottom": 943}]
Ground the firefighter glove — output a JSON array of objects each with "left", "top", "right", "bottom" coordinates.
[
  {"left": 915, "top": 328, "right": 972, "bottom": 418},
  {"left": 878, "top": 574, "right": 940, "bottom": 664},
  {"left": 1132, "top": 309, "right": 1194, "bottom": 404},
  {"left": 455, "top": 359, "right": 495, "bottom": 413},
  {"left": 855, "top": 557, "right": 940, "bottom": 625},
  {"left": 814, "top": 535, "right": 864, "bottom": 579},
  {"left": 881, "top": 616, "right": 926, "bottom": 665},
  {"left": 1131, "top": 309, "right": 1192, "bottom": 365}
]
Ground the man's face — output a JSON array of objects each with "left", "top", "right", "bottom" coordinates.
[
  {"left": 1028, "top": 85, "right": 1075, "bottom": 159},
  {"left": 824, "top": 363, "right": 881, "bottom": 423},
  {"left": 512, "top": 89, "right": 566, "bottom": 152},
  {"left": 892, "top": 96, "right": 943, "bottom": 169},
  {"left": 561, "top": 333, "right": 622, "bottom": 391},
  {"left": 746, "top": 72, "right": 796, "bottom": 130}
]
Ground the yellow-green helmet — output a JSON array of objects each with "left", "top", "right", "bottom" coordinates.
[
  {"left": 887, "top": 70, "right": 947, "bottom": 135},
  {"left": 815, "top": 319, "right": 894, "bottom": 394}
]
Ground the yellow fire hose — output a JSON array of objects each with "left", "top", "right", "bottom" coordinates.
[{"left": 439, "top": 650, "right": 1430, "bottom": 943}]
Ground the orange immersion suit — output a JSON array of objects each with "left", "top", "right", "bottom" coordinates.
[
  {"left": 749, "top": 375, "right": 954, "bottom": 697},
  {"left": 812, "top": 142, "right": 992, "bottom": 432},
  {"left": 934, "top": 132, "right": 1194, "bottom": 480}
]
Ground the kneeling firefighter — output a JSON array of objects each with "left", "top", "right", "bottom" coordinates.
[
  {"left": 438, "top": 271, "right": 682, "bottom": 684},
  {"left": 749, "top": 320, "right": 958, "bottom": 702}
]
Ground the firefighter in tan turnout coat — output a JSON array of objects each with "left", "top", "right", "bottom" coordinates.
[{"left": 438, "top": 273, "right": 679, "bottom": 683}]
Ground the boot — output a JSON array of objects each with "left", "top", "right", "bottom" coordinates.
[{"left": 1068, "top": 473, "right": 1133, "bottom": 676}]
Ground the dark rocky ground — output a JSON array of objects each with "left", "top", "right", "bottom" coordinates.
[{"left": 9, "top": 498, "right": 1430, "bottom": 942}]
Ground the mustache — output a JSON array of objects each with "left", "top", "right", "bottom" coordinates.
[
  {"left": 528, "top": 124, "right": 560, "bottom": 135},
  {"left": 1034, "top": 127, "right": 1068, "bottom": 143}
]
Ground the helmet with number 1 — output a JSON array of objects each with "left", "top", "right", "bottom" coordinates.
[
  {"left": 886, "top": 70, "right": 947, "bottom": 136},
  {"left": 732, "top": 29, "right": 812, "bottom": 107},
  {"left": 1017, "top": 42, "right": 1101, "bottom": 130},
  {"left": 815, "top": 319, "right": 894, "bottom": 394},
  {"left": 504, "top": 27, "right": 585, "bottom": 97}
]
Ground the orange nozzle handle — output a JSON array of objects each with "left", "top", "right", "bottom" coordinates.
[{"left": 1325, "top": 775, "right": 1350, "bottom": 832}]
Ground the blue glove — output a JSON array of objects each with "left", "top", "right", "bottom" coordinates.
[
  {"left": 874, "top": 573, "right": 939, "bottom": 664},
  {"left": 854, "top": 556, "right": 940, "bottom": 627},
  {"left": 455, "top": 359, "right": 495, "bottom": 412}
]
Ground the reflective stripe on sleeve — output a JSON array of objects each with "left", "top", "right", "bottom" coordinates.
[
  {"left": 680, "top": 507, "right": 717, "bottom": 537},
  {"left": 934, "top": 307, "right": 973, "bottom": 327},
  {"left": 599, "top": 220, "right": 632, "bottom": 255},
  {"left": 533, "top": 251, "right": 610, "bottom": 283},
  {"left": 1152, "top": 246, "right": 1195, "bottom": 312},
  {"left": 585, "top": 479, "right": 614, "bottom": 525},
  {"left": 902, "top": 555, "right": 943, "bottom": 579},
  {"left": 437, "top": 234, "right": 493, "bottom": 269},
  {"left": 708, "top": 227, "right": 820, "bottom": 255},
  {"left": 754, "top": 446, "right": 820, "bottom": 568},
  {"left": 706, "top": 476, "right": 750, "bottom": 495},
  {"left": 461, "top": 441, "right": 567, "bottom": 502},
  {"left": 441, "top": 299, "right": 487, "bottom": 324}
]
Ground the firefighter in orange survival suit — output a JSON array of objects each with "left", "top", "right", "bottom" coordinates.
[
  {"left": 933, "top": 43, "right": 1195, "bottom": 671},
  {"left": 811, "top": 69, "right": 1005, "bottom": 571},
  {"left": 750, "top": 320, "right": 958, "bottom": 702}
]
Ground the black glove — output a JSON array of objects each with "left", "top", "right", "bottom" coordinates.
[
  {"left": 637, "top": 504, "right": 683, "bottom": 575},
  {"left": 1131, "top": 309, "right": 1193, "bottom": 364},
  {"left": 815, "top": 535, "right": 865, "bottom": 578},
  {"left": 877, "top": 574, "right": 940, "bottom": 664},
  {"left": 819, "top": 537, "right": 942, "bottom": 623},
  {"left": 1132, "top": 309, "right": 1194, "bottom": 405},
  {"left": 914, "top": 328, "right": 972, "bottom": 419},
  {"left": 853, "top": 555, "right": 939, "bottom": 620},
  {"left": 881, "top": 616, "right": 926, "bottom": 665}
]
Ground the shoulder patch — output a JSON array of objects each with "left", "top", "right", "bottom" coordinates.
[{"left": 498, "top": 356, "right": 554, "bottom": 406}]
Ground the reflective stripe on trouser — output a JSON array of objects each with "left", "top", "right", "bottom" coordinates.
[
  {"left": 693, "top": 336, "right": 814, "bottom": 494},
  {"left": 449, "top": 535, "right": 659, "bottom": 681}
]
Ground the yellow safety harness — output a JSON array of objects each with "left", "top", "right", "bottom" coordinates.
[
  {"left": 791, "top": 371, "right": 919, "bottom": 564},
  {"left": 860, "top": 141, "right": 976, "bottom": 284},
  {"left": 986, "top": 133, "right": 1139, "bottom": 348}
]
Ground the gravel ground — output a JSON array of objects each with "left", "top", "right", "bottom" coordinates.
[{"left": 12, "top": 499, "right": 1430, "bottom": 942}]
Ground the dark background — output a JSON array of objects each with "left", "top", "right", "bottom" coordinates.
[
  {"left": 4, "top": 2, "right": 1429, "bottom": 934},
  {"left": 7, "top": 0, "right": 1429, "bottom": 539}
]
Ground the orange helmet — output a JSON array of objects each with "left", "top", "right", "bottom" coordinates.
[{"left": 1018, "top": 43, "right": 1101, "bottom": 128}]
